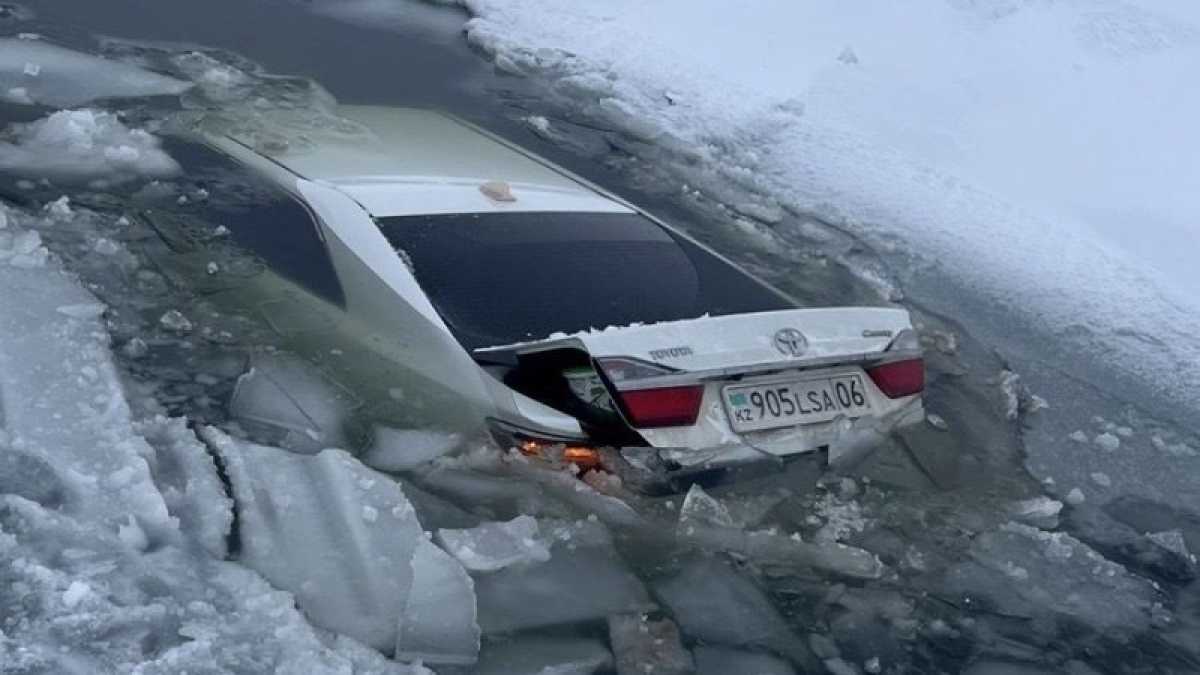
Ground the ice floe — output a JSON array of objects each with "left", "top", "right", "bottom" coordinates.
[{"left": 0, "top": 38, "right": 189, "bottom": 106}]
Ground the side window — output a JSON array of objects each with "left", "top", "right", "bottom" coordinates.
[{"left": 180, "top": 142, "right": 347, "bottom": 308}]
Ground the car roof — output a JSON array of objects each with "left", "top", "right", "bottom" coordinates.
[{"left": 209, "top": 105, "right": 633, "bottom": 218}]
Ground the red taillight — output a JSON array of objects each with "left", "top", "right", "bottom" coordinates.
[
  {"left": 865, "top": 358, "right": 925, "bottom": 398},
  {"left": 617, "top": 386, "right": 704, "bottom": 428}
]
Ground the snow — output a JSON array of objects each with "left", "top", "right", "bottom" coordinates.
[
  {"left": 442, "top": 0, "right": 1200, "bottom": 403},
  {"left": 0, "top": 109, "right": 181, "bottom": 185},
  {"left": 436, "top": 514, "right": 551, "bottom": 572},
  {"left": 1094, "top": 432, "right": 1122, "bottom": 452},
  {"left": 0, "top": 38, "right": 190, "bottom": 107},
  {"left": 0, "top": 203, "right": 417, "bottom": 673}
]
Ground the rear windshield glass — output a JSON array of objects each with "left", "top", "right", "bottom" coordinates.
[{"left": 377, "top": 212, "right": 792, "bottom": 350}]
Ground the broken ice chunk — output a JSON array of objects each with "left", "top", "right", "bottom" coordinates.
[
  {"left": 694, "top": 647, "right": 796, "bottom": 675},
  {"left": 436, "top": 515, "right": 550, "bottom": 572},
  {"left": 474, "top": 637, "right": 612, "bottom": 675},
  {"left": 395, "top": 538, "right": 480, "bottom": 665},
  {"left": 679, "top": 483, "right": 734, "bottom": 529},
  {"left": 362, "top": 426, "right": 463, "bottom": 472},
  {"left": 656, "top": 559, "right": 808, "bottom": 663},
  {"left": 1093, "top": 433, "right": 1120, "bottom": 452},
  {"left": 609, "top": 613, "right": 694, "bottom": 675},
  {"left": 474, "top": 545, "right": 652, "bottom": 634},
  {"left": 1066, "top": 488, "right": 1086, "bottom": 505},
  {"left": 945, "top": 522, "right": 1162, "bottom": 633},
  {"left": 205, "top": 429, "right": 479, "bottom": 663},
  {"left": 1146, "top": 530, "right": 1195, "bottom": 563},
  {"left": 158, "top": 309, "right": 193, "bottom": 332},
  {"left": 1010, "top": 496, "right": 1063, "bottom": 529}
]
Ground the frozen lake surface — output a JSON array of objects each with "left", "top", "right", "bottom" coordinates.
[{"left": 1, "top": 1, "right": 1198, "bottom": 673}]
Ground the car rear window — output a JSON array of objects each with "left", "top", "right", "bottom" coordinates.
[{"left": 377, "top": 212, "right": 792, "bottom": 349}]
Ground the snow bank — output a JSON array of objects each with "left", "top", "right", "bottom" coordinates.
[
  {"left": 442, "top": 0, "right": 1200, "bottom": 402},
  {"left": 0, "top": 109, "right": 181, "bottom": 185},
  {"left": 0, "top": 203, "right": 425, "bottom": 673},
  {"left": 0, "top": 37, "right": 190, "bottom": 106}
]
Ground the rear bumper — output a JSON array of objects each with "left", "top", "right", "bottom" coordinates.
[{"left": 605, "top": 397, "right": 923, "bottom": 492}]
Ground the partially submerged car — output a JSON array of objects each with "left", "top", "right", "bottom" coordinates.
[{"left": 181, "top": 106, "right": 924, "bottom": 488}]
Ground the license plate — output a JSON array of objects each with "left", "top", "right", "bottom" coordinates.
[{"left": 723, "top": 375, "right": 871, "bottom": 433}]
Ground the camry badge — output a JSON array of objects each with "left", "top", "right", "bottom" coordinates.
[{"left": 773, "top": 328, "right": 808, "bottom": 357}]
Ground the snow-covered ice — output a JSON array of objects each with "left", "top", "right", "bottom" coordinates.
[
  {"left": 0, "top": 38, "right": 190, "bottom": 106},
  {"left": 439, "top": 0, "right": 1200, "bottom": 404},
  {"left": 0, "top": 109, "right": 181, "bottom": 185}
]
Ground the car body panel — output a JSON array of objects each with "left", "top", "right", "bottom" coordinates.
[
  {"left": 477, "top": 307, "right": 920, "bottom": 462},
  {"left": 476, "top": 307, "right": 911, "bottom": 371},
  {"left": 213, "top": 106, "right": 630, "bottom": 217}
]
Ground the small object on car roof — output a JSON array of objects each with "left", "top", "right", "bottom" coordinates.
[{"left": 480, "top": 180, "right": 517, "bottom": 202}]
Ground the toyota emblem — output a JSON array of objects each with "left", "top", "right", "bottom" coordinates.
[{"left": 773, "top": 328, "right": 808, "bottom": 357}]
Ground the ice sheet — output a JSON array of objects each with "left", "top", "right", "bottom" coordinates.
[
  {"left": 439, "top": 0, "right": 1200, "bottom": 406},
  {"left": 0, "top": 38, "right": 190, "bottom": 106}
]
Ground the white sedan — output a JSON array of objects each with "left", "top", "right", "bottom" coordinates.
[{"left": 193, "top": 105, "right": 925, "bottom": 489}]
